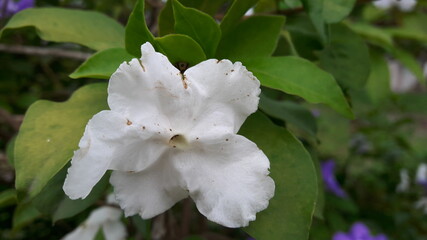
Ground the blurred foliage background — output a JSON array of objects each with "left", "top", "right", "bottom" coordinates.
[{"left": 1, "top": 0, "right": 427, "bottom": 239}]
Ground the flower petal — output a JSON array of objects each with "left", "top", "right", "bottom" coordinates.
[
  {"left": 62, "top": 225, "right": 99, "bottom": 240},
  {"left": 184, "top": 59, "right": 260, "bottom": 134},
  {"left": 86, "top": 207, "right": 123, "bottom": 226},
  {"left": 332, "top": 232, "right": 352, "bottom": 240},
  {"left": 110, "top": 154, "right": 188, "bottom": 218},
  {"left": 64, "top": 110, "right": 169, "bottom": 199},
  {"left": 103, "top": 221, "right": 127, "bottom": 240},
  {"left": 108, "top": 43, "right": 191, "bottom": 124},
  {"left": 179, "top": 134, "right": 274, "bottom": 228}
]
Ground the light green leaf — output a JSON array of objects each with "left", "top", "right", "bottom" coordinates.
[
  {"left": 386, "top": 27, "right": 427, "bottom": 43},
  {"left": 220, "top": 0, "right": 258, "bottom": 36},
  {"left": 15, "top": 83, "right": 108, "bottom": 199},
  {"left": 172, "top": 0, "right": 221, "bottom": 58},
  {"left": 0, "top": 189, "right": 17, "bottom": 208},
  {"left": 125, "top": 0, "right": 157, "bottom": 57},
  {"left": 347, "top": 22, "right": 393, "bottom": 49},
  {"left": 0, "top": 8, "right": 124, "bottom": 51},
  {"left": 243, "top": 56, "right": 353, "bottom": 118},
  {"left": 217, "top": 15, "right": 285, "bottom": 60},
  {"left": 70, "top": 48, "right": 134, "bottom": 79},
  {"left": 322, "top": 0, "right": 356, "bottom": 23},
  {"left": 318, "top": 23, "right": 370, "bottom": 90},
  {"left": 365, "top": 50, "right": 391, "bottom": 105},
  {"left": 259, "top": 94, "right": 317, "bottom": 136},
  {"left": 240, "top": 112, "right": 317, "bottom": 240},
  {"left": 155, "top": 34, "right": 206, "bottom": 66}
]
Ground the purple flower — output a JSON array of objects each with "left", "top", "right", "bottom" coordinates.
[
  {"left": 333, "top": 222, "right": 388, "bottom": 240},
  {"left": 0, "top": 0, "right": 34, "bottom": 18},
  {"left": 321, "top": 159, "right": 347, "bottom": 198}
]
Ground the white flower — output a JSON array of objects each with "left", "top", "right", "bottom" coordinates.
[
  {"left": 62, "top": 206, "right": 126, "bottom": 240},
  {"left": 63, "top": 42, "right": 275, "bottom": 228},
  {"left": 396, "top": 168, "right": 410, "bottom": 192},
  {"left": 373, "top": 0, "right": 417, "bottom": 12}
]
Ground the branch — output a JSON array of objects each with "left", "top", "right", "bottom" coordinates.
[{"left": 0, "top": 44, "right": 91, "bottom": 60}]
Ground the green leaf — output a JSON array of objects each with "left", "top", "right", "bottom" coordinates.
[
  {"left": 347, "top": 22, "right": 393, "bottom": 49},
  {"left": 13, "top": 202, "right": 41, "bottom": 230},
  {"left": 0, "top": 189, "right": 17, "bottom": 208},
  {"left": 322, "top": 0, "right": 356, "bottom": 23},
  {"left": 155, "top": 34, "right": 206, "bottom": 66},
  {"left": 32, "top": 163, "right": 110, "bottom": 222},
  {"left": 243, "top": 56, "right": 353, "bottom": 118},
  {"left": 300, "top": 0, "right": 327, "bottom": 43},
  {"left": 397, "top": 94, "right": 427, "bottom": 115},
  {"left": 70, "top": 48, "right": 134, "bottom": 79},
  {"left": 125, "top": 0, "right": 156, "bottom": 57},
  {"left": 172, "top": 0, "right": 221, "bottom": 58},
  {"left": 220, "top": 0, "right": 258, "bottom": 36},
  {"left": 0, "top": 8, "right": 124, "bottom": 51},
  {"left": 259, "top": 94, "right": 317, "bottom": 136},
  {"left": 318, "top": 23, "right": 370, "bottom": 90},
  {"left": 365, "top": 50, "right": 391, "bottom": 105},
  {"left": 158, "top": 0, "right": 227, "bottom": 36},
  {"left": 15, "top": 83, "right": 108, "bottom": 199},
  {"left": 217, "top": 15, "right": 285, "bottom": 60},
  {"left": 240, "top": 112, "right": 317, "bottom": 240}
]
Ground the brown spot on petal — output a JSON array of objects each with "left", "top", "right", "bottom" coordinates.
[
  {"left": 142, "top": 126, "right": 146, "bottom": 130},
  {"left": 226, "top": 139, "right": 229, "bottom": 141},
  {"left": 180, "top": 73, "right": 188, "bottom": 89},
  {"left": 231, "top": 69, "right": 234, "bottom": 72},
  {"left": 126, "top": 119, "right": 132, "bottom": 125},
  {"left": 216, "top": 59, "right": 222, "bottom": 63}
]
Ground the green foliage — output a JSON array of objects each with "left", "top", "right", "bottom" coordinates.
[
  {"left": 241, "top": 112, "right": 317, "bottom": 240},
  {"left": 0, "top": 189, "right": 17, "bottom": 208},
  {"left": 217, "top": 15, "right": 285, "bottom": 60},
  {"left": 125, "top": 0, "right": 157, "bottom": 57},
  {"left": 219, "top": 0, "right": 258, "bottom": 36},
  {"left": 0, "top": 8, "right": 125, "bottom": 51},
  {"left": 70, "top": 48, "right": 134, "bottom": 79},
  {"left": 259, "top": 94, "right": 317, "bottom": 136},
  {"left": 14, "top": 84, "right": 108, "bottom": 199},
  {"left": 155, "top": 34, "right": 206, "bottom": 66},
  {"left": 318, "top": 23, "right": 371, "bottom": 90},
  {"left": 322, "top": 0, "right": 356, "bottom": 23},
  {"left": 243, "top": 56, "right": 353, "bottom": 118},
  {"left": 172, "top": 0, "right": 221, "bottom": 58}
]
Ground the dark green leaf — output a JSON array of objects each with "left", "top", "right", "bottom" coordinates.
[
  {"left": 300, "top": 0, "right": 326, "bottom": 43},
  {"left": 158, "top": 0, "right": 227, "bottom": 36},
  {"left": 243, "top": 56, "right": 353, "bottom": 118},
  {"left": 13, "top": 202, "right": 41, "bottom": 230},
  {"left": 220, "top": 0, "right": 258, "bottom": 36},
  {"left": 155, "top": 34, "right": 206, "bottom": 66},
  {"left": 0, "top": 8, "right": 124, "bottom": 51},
  {"left": 259, "top": 94, "right": 317, "bottom": 136},
  {"left": 15, "top": 83, "right": 108, "bottom": 199},
  {"left": 70, "top": 48, "right": 134, "bottom": 79},
  {"left": 322, "top": 0, "right": 356, "bottom": 23},
  {"left": 240, "top": 112, "right": 317, "bottom": 240},
  {"left": 318, "top": 23, "right": 370, "bottom": 90},
  {"left": 172, "top": 0, "right": 221, "bottom": 58},
  {"left": 217, "top": 15, "right": 285, "bottom": 60},
  {"left": 125, "top": 0, "right": 157, "bottom": 57}
]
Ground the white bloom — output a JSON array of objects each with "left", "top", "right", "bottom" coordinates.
[
  {"left": 416, "top": 163, "right": 427, "bottom": 184},
  {"left": 396, "top": 168, "right": 410, "bottom": 192},
  {"left": 62, "top": 206, "right": 126, "bottom": 240},
  {"left": 373, "top": 0, "right": 417, "bottom": 11},
  {"left": 63, "top": 42, "right": 275, "bottom": 228}
]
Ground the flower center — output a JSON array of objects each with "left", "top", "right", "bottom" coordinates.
[{"left": 169, "top": 134, "right": 188, "bottom": 149}]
